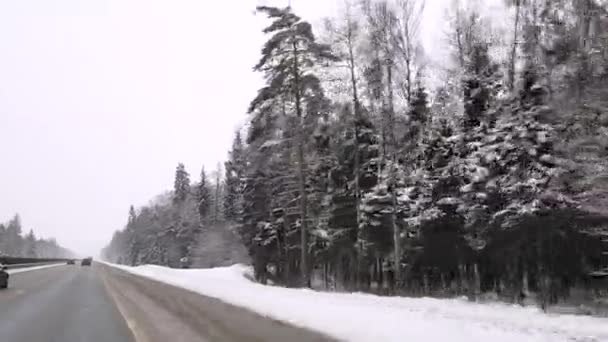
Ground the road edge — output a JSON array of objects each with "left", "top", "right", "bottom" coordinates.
[
  {"left": 100, "top": 262, "right": 339, "bottom": 342},
  {"left": 99, "top": 264, "right": 147, "bottom": 342}
]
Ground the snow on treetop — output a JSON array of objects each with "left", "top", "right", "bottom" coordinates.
[{"left": 437, "top": 197, "right": 463, "bottom": 206}]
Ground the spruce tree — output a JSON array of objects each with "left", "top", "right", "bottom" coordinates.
[
  {"left": 238, "top": 86, "right": 283, "bottom": 283},
  {"left": 224, "top": 131, "right": 244, "bottom": 222},
  {"left": 197, "top": 166, "right": 211, "bottom": 221},
  {"left": 173, "top": 163, "right": 190, "bottom": 203},
  {"left": 409, "top": 81, "right": 429, "bottom": 128},
  {"left": 128, "top": 205, "right": 136, "bottom": 226},
  {"left": 462, "top": 42, "right": 500, "bottom": 129},
  {"left": 24, "top": 229, "right": 37, "bottom": 257}
]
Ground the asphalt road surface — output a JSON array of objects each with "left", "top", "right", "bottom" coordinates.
[
  {"left": 0, "top": 265, "right": 134, "bottom": 342},
  {"left": 0, "top": 264, "right": 336, "bottom": 342}
]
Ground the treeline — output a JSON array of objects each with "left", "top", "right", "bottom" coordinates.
[
  {"left": 104, "top": 0, "right": 608, "bottom": 307},
  {"left": 230, "top": 0, "right": 608, "bottom": 306},
  {"left": 0, "top": 214, "right": 73, "bottom": 258},
  {"left": 101, "top": 163, "right": 248, "bottom": 268}
]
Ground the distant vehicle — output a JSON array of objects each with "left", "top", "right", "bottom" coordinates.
[
  {"left": 67, "top": 259, "right": 75, "bottom": 265},
  {"left": 0, "top": 263, "right": 9, "bottom": 289},
  {"left": 81, "top": 257, "right": 92, "bottom": 266}
]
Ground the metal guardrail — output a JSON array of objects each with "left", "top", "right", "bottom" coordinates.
[{"left": 1, "top": 256, "right": 71, "bottom": 270}]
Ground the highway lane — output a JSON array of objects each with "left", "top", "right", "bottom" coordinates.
[
  {"left": 100, "top": 264, "right": 336, "bottom": 342},
  {"left": 0, "top": 263, "right": 336, "bottom": 342},
  {"left": 0, "top": 264, "right": 134, "bottom": 342}
]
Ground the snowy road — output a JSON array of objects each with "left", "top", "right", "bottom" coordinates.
[
  {"left": 0, "top": 263, "right": 334, "bottom": 342},
  {"left": 99, "top": 264, "right": 335, "bottom": 342},
  {"left": 0, "top": 264, "right": 134, "bottom": 342}
]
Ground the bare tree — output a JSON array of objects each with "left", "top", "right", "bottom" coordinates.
[
  {"left": 363, "top": 0, "right": 403, "bottom": 286},
  {"left": 447, "top": 0, "right": 483, "bottom": 70},
  {"left": 506, "top": 0, "right": 522, "bottom": 91},
  {"left": 395, "top": 0, "right": 425, "bottom": 103},
  {"left": 325, "top": 0, "right": 367, "bottom": 288}
]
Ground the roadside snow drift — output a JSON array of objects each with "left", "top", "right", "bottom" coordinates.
[
  {"left": 109, "top": 263, "right": 608, "bottom": 342},
  {"left": 7, "top": 263, "right": 64, "bottom": 274}
]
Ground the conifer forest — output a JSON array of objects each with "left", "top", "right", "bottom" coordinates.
[{"left": 103, "top": 0, "right": 608, "bottom": 309}]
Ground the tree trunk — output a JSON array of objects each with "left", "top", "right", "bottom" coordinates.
[
  {"left": 576, "top": 0, "right": 592, "bottom": 105},
  {"left": 385, "top": 57, "right": 400, "bottom": 288},
  {"left": 378, "top": 257, "right": 385, "bottom": 292},
  {"left": 536, "top": 227, "right": 546, "bottom": 309},
  {"left": 324, "top": 262, "right": 329, "bottom": 290},
  {"left": 347, "top": 19, "right": 364, "bottom": 291},
  {"left": 214, "top": 172, "right": 221, "bottom": 224},
  {"left": 473, "top": 263, "right": 481, "bottom": 299},
  {"left": 406, "top": 57, "right": 412, "bottom": 104},
  {"left": 292, "top": 40, "right": 309, "bottom": 288},
  {"left": 277, "top": 219, "right": 285, "bottom": 283},
  {"left": 522, "top": 266, "right": 529, "bottom": 302},
  {"left": 458, "top": 264, "right": 467, "bottom": 294},
  {"left": 455, "top": 9, "right": 465, "bottom": 69},
  {"left": 508, "top": 0, "right": 521, "bottom": 91}
]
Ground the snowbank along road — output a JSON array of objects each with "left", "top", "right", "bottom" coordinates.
[{"left": 114, "top": 263, "right": 608, "bottom": 342}]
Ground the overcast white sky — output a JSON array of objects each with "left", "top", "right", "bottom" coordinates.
[{"left": 0, "top": 0, "right": 494, "bottom": 257}]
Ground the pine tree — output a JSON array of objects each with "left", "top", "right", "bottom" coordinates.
[
  {"left": 173, "top": 163, "right": 190, "bottom": 203},
  {"left": 251, "top": 5, "right": 338, "bottom": 287}
]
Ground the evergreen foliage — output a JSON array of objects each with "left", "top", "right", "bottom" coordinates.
[{"left": 103, "top": 1, "right": 608, "bottom": 308}]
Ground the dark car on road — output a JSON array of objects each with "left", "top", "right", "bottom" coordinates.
[
  {"left": 0, "top": 263, "right": 9, "bottom": 289},
  {"left": 67, "top": 259, "right": 75, "bottom": 265},
  {"left": 81, "top": 257, "right": 92, "bottom": 266}
]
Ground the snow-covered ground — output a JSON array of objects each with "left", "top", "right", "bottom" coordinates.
[
  {"left": 7, "top": 263, "right": 64, "bottom": 274},
  {"left": 108, "top": 262, "right": 608, "bottom": 342}
]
